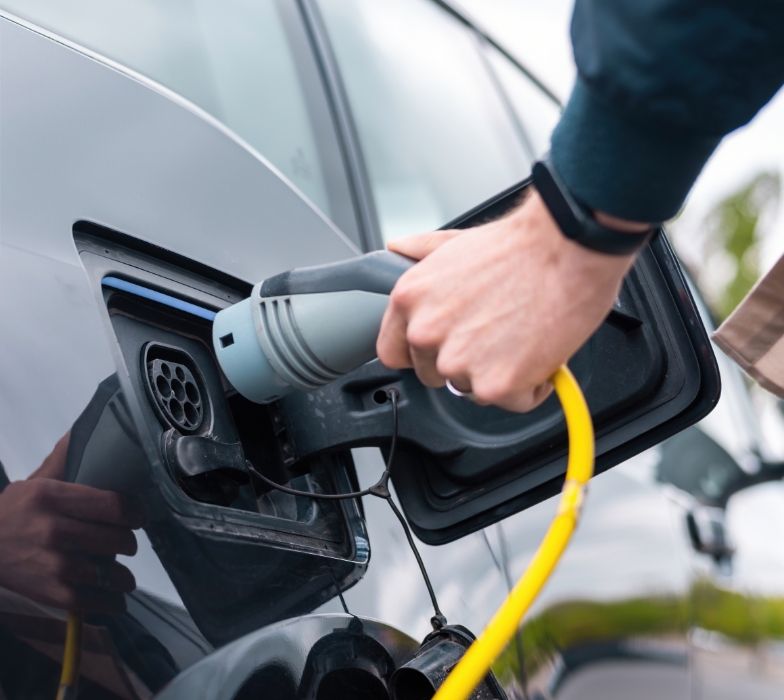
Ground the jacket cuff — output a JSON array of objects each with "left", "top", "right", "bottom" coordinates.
[{"left": 550, "top": 79, "right": 721, "bottom": 223}]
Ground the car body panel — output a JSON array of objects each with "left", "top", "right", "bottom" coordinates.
[{"left": 0, "top": 13, "right": 357, "bottom": 484}]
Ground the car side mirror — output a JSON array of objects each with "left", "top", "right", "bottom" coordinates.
[
  {"left": 686, "top": 506, "right": 735, "bottom": 567},
  {"left": 659, "top": 426, "right": 784, "bottom": 508}
]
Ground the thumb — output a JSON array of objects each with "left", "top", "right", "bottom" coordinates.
[{"left": 388, "top": 229, "right": 464, "bottom": 261}]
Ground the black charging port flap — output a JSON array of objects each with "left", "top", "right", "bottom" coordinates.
[{"left": 269, "top": 179, "right": 721, "bottom": 545}]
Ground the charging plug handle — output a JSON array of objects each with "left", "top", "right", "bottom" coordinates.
[{"left": 259, "top": 250, "right": 415, "bottom": 298}]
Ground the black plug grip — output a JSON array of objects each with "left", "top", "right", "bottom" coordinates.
[{"left": 259, "top": 250, "right": 415, "bottom": 298}]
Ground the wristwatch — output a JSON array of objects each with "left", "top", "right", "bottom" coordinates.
[{"left": 532, "top": 157, "right": 658, "bottom": 256}]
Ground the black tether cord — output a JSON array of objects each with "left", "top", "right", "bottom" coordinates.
[
  {"left": 251, "top": 388, "right": 445, "bottom": 628},
  {"left": 385, "top": 493, "right": 445, "bottom": 627}
]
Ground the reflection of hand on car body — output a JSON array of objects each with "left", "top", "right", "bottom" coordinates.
[
  {"left": 377, "top": 191, "right": 646, "bottom": 413},
  {"left": 0, "top": 432, "right": 142, "bottom": 613}
]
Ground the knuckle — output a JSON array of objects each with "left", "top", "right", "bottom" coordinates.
[
  {"left": 50, "top": 554, "right": 71, "bottom": 582},
  {"left": 26, "top": 480, "right": 51, "bottom": 508},
  {"left": 406, "top": 322, "right": 439, "bottom": 351},
  {"left": 472, "top": 375, "right": 515, "bottom": 407},
  {"left": 38, "top": 519, "right": 62, "bottom": 550},
  {"left": 389, "top": 278, "right": 417, "bottom": 311},
  {"left": 515, "top": 395, "right": 539, "bottom": 413},
  {"left": 376, "top": 344, "right": 402, "bottom": 369},
  {"left": 414, "top": 369, "right": 445, "bottom": 389},
  {"left": 435, "top": 353, "right": 465, "bottom": 381},
  {"left": 376, "top": 333, "right": 409, "bottom": 370},
  {"left": 532, "top": 382, "right": 554, "bottom": 406},
  {"left": 93, "top": 492, "right": 125, "bottom": 527},
  {"left": 472, "top": 386, "right": 503, "bottom": 406},
  {"left": 97, "top": 490, "right": 118, "bottom": 513}
]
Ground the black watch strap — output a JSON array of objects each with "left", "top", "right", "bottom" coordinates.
[{"left": 532, "top": 158, "right": 658, "bottom": 256}]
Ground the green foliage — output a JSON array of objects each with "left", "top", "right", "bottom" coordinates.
[
  {"left": 491, "top": 578, "right": 784, "bottom": 681},
  {"left": 691, "top": 577, "right": 784, "bottom": 644},
  {"left": 524, "top": 596, "right": 684, "bottom": 653},
  {"left": 704, "top": 172, "right": 780, "bottom": 321},
  {"left": 492, "top": 594, "right": 686, "bottom": 678},
  {"left": 691, "top": 578, "right": 757, "bottom": 643}
]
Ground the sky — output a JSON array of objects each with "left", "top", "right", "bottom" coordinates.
[{"left": 458, "top": 0, "right": 784, "bottom": 274}]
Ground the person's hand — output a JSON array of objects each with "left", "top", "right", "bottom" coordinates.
[
  {"left": 0, "top": 433, "right": 143, "bottom": 613},
  {"left": 376, "top": 190, "right": 640, "bottom": 412}
]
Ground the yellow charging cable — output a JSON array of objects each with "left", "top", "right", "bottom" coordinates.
[
  {"left": 57, "top": 610, "right": 84, "bottom": 700},
  {"left": 433, "top": 365, "right": 594, "bottom": 700}
]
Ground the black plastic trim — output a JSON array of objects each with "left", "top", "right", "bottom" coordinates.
[
  {"left": 74, "top": 225, "right": 371, "bottom": 646},
  {"left": 298, "top": 0, "right": 384, "bottom": 251},
  {"left": 271, "top": 179, "right": 720, "bottom": 545},
  {"left": 74, "top": 221, "right": 252, "bottom": 297}
]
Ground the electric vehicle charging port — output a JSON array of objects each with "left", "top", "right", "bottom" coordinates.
[
  {"left": 76, "top": 227, "right": 371, "bottom": 643},
  {"left": 144, "top": 344, "right": 211, "bottom": 435},
  {"left": 140, "top": 342, "right": 251, "bottom": 506},
  {"left": 103, "top": 282, "right": 356, "bottom": 524}
]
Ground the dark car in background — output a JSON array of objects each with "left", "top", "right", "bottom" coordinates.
[{"left": 1, "top": 1, "right": 784, "bottom": 699}]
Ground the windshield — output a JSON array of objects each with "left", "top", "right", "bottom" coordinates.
[{"left": 0, "top": 0, "right": 361, "bottom": 245}]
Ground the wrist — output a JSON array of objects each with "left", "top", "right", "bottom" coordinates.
[
  {"left": 532, "top": 157, "right": 657, "bottom": 256},
  {"left": 513, "top": 192, "right": 637, "bottom": 276}
]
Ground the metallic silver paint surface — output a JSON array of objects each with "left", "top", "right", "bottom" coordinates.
[
  {"left": 0, "top": 16, "right": 362, "bottom": 688},
  {"left": 0, "top": 16, "right": 357, "bottom": 480},
  {"left": 0, "top": 17, "right": 358, "bottom": 267},
  {"left": 0, "top": 3, "right": 364, "bottom": 243}
]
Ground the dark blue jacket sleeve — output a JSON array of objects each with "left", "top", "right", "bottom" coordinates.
[{"left": 550, "top": 0, "right": 784, "bottom": 222}]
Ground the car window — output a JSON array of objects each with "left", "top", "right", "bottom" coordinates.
[
  {"left": 0, "top": 0, "right": 361, "bottom": 245},
  {"left": 485, "top": 46, "right": 562, "bottom": 161},
  {"left": 316, "top": 0, "right": 531, "bottom": 242}
]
